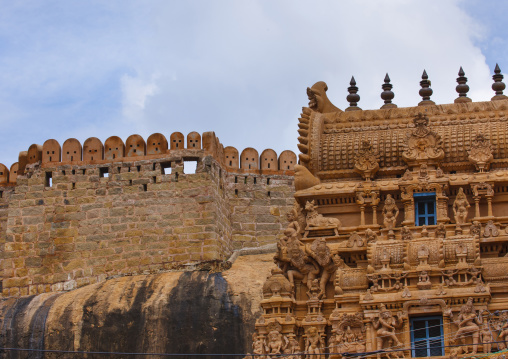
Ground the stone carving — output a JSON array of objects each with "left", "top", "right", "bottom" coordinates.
[
  {"left": 283, "top": 335, "right": 301, "bottom": 358},
  {"left": 435, "top": 166, "right": 444, "bottom": 178},
  {"left": 480, "top": 323, "right": 493, "bottom": 353},
  {"left": 417, "top": 270, "right": 432, "bottom": 290},
  {"left": 286, "top": 241, "right": 320, "bottom": 293},
  {"left": 373, "top": 305, "right": 403, "bottom": 353},
  {"left": 402, "top": 286, "right": 411, "bottom": 298},
  {"left": 305, "top": 200, "right": 341, "bottom": 229},
  {"left": 483, "top": 220, "right": 499, "bottom": 238},
  {"left": 305, "top": 326, "right": 324, "bottom": 359},
  {"left": 470, "top": 221, "right": 481, "bottom": 237},
  {"left": 365, "top": 228, "right": 378, "bottom": 243},
  {"left": 329, "top": 313, "right": 366, "bottom": 358},
  {"left": 364, "top": 288, "right": 374, "bottom": 301},
  {"left": 453, "top": 187, "right": 470, "bottom": 225},
  {"left": 418, "top": 164, "right": 430, "bottom": 182},
  {"left": 252, "top": 333, "right": 266, "bottom": 359},
  {"left": 434, "top": 223, "right": 446, "bottom": 239},
  {"left": 401, "top": 226, "right": 413, "bottom": 241},
  {"left": 286, "top": 202, "right": 306, "bottom": 237},
  {"left": 496, "top": 313, "right": 508, "bottom": 349},
  {"left": 354, "top": 140, "right": 379, "bottom": 180},
  {"left": 401, "top": 169, "right": 413, "bottom": 181},
  {"left": 346, "top": 231, "right": 364, "bottom": 248},
  {"left": 448, "top": 297, "right": 482, "bottom": 354},
  {"left": 307, "top": 81, "right": 341, "bottom": 114},
  {"left": 402, "top": 113, "right": 444, "bottom": 167},
  {"left": 306, "top": 239, "right": 337, "bottom": 298},
  {"left": 265, "top": 322, "right": 284, "bottom": 356},
  {"left": 262, "top": 268, "right": 292, "bottom": 299},
  {"left": 468, "top": 133, "right": 494, "bottom": 172},
  {"left": 382, "top": 194, "right": 399, "bottom": 230}
]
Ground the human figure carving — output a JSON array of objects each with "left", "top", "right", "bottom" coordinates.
[
  {"left": 434, "top": 223, "right": 446, "bottom": 239},
  {"left": 373, "top": 304, "right": 403, "bottom": 354},
  {"left": 286, "top": 241, "right": 320, "bottom": 293},
  {"left": 284, "top": 335, "right": 301, "bottom": 359},
  {"left": 382, "top": 195, "right": 399, "bottom": 230},
  {"left": 265, "top": 329, "right": 284, "bottom": 355},
  {"left": 401, "top": 226, "right": 413, "bottom": 241},
  {"left": 306, "top": 238, "right": 337, "bottom": 298},
  {"left": 453, "top": 187, "right": 470, "bottom": 225},
  {"left": 252, "top": 333, "right": 266, "bottom": 359},
  {"left": 449, "top": 297, "right": 482, "bottom": 354},
  {"left": 305, "top": 326, "right": 323, "bottom": 359},
  {"left": 496, "top": 313, "right": 508, "bottom": 349},
  {"left": 305, "top": 200, "right": 341, "bottom": 228}
]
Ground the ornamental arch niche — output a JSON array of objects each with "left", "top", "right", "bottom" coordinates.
[
  {"left": 187, "top": 132, "right": 201, "bottom": 149},
  {"left": 62, "top": 138, "right": 82, "bottom": 162},
  {"left": 240, "top": 148, "right": 259, "bottom": 170},
  {"left": 146, "top": 133, "right": 168, "bottom": 155},
  {"left": 170, "top": 132, "right": 184, "bottom": 150},
  {"left": 42, "top": 139, "right": 61, "bottom": 163},
  {"left": 224, "top": 146, "right": 239, "bottom": 169},
  {"left": 27, "top": 144, "right": 43, "bottom": 165},
  {"left": 278, "top": 150, "right": 297, "bottom": 170},
  {"left": 0, "top": 163, "right": 9, "bottom": 183},
  {"left": 83, "top": 137, "right": 104, "bottom": 162},
  {"left": 104, "top": 136, "right": 125, "bottom": 161},
  {"left": 125, "top": 134, "right": 146, "bottom": 157},
  {"left": 9, "top": 163, "right": 18, "bottom": 183},
  {"left": 260, "top": 149, "right": 277, "bottom": 170}
]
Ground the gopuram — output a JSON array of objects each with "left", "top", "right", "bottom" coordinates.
[{"left": 252, "top": 68, "right": 508, "bottom": 359}]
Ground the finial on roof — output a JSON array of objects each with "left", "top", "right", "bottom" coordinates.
[
  {"left": 492, "top": 63, "right": 508, "bottom": 101},
  {"left": 381, "top": 73, "right": 396, "bottom": 109},
  {"left": 418, "top": 70, "right": 435, "bottom": 106},
  {"left": 455, "top": 66, "right": 472, "bottom": 103},
  {"left": 346, "top": 76, "right": 361, "bottom": 111}
]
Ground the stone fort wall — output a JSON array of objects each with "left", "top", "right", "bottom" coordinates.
[{"left": 0, "top": 131, "right": 296, "bottom": 297}]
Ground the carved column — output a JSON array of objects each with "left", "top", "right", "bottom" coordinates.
[
  {"left": 360, "top": 204, "right": 366, "bottom": 226},
  {"left": 401, "top": 197, "right": 415, "bottom": 226},
  {"left": 372, "top": 204, "right": 378, "bottom": 225},
  {"left": 365, "top": 321, "right": 373, "bottom": 352},
  {"left": 474, "top": 195, "right": 481, "bottom": 218},
  {"left": 486, "top": 194, "right": 494, "bottom": 217},
  {"left": 436, "top": 193, "right": 450, "bottom": 224}
]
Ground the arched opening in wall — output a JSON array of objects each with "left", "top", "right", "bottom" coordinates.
[{"left": 184, "top": 161, "right": 197, "bottom": 174}]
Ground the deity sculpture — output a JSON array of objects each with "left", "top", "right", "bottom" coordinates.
[
  {"left": 373, "top": 305, "right": 404, "bottom": 353},
  {"left": 496, "top": 313, "right": 508, "bottom": 349},
  {"left": 284, "top": 335, "right": 301, "bottom": 359},
  {"left": 252, "top": 333, "right": 266, "bottom": 359},
  {"left": 382, "top": 194, "right": 399, "bottom": 230},
  {"left": 417, "top": 270, "right": 432, "bottom": 290},
  {"left": 306, "top": 238, "right": 337, "bottom": 298},
  {"left": 468, "top": 133, "right": 494, "bottom": 172},
  {"left": 449, "top": 297, "right": 482, "bottom": 354},
  {"left": 305, "top": 326, "right": 323, "bottom": 359},
  {"left": 286, "top": 241, "right": 320, "bottom": 292},
  {"left": 265, "top": 328, "right": 284, "bottom": 355},
  {"left": 453, "top": 188, "right": 470, "bottom": 225}
]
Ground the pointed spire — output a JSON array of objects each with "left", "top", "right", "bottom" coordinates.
[
  {"left": 346, "top": 76, "right": 361, "bottom": 111},
  {"left": 454, "top": 66, "right": 472, "bottom": 103},
  {"left": 380, "top": 73, "right": 396, "bottom": 109},
  {"left": 418, "top": 70, "right": 435, "bottom": 106},
  {"left": 492, "top": 63, "right": 508, "bottom": 100}
]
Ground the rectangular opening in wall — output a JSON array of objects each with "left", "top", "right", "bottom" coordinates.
[
  {"left": 99, "top": 167, "right": 109, "bottom": 178},
  {"left": 184, "top": 161, "right": 197, "bottom": 174},
  {"left": 45, "top": 171, "right": 52, "bottom": 187},
  {"left": 235, "top": 189, "right": 238, "bottom": 196},
  {"left": 254, "top": 177, "right": 257, "bottom": 184},
  {"left": 267, "top": 178, "right": 270, "bottom": 185},
  {"left": 267, "top": 191, "right": 271, "bottom": 197},
  {"left": 72, "top": 182, "right": 76, "bottom": 189},
  {"left": 0, "top": 191, "right": 3, "bottom": 198},
  {"left": 161, "top": 162, "right": 172, "bottom": 175},
  {"left": 235, "top": 176, "right": 238, "bottom": 183},
  {"left": 137, "top": 165, "right": 141, "bottom": 172},
  {"left": 143, "top": 184, "right": 148, "bottom": 192}
]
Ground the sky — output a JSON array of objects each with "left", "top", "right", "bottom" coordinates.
[{"left": 0, "top": 0, "right": 507, "bottom": 167}]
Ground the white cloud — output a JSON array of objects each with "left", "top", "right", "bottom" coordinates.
[{"left": 120, "top": 73, "right": 160, "bottom": 122}]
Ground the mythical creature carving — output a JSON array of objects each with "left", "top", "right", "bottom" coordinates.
[
  {"left": 365, "top": 228, "right": 378, "bottom": 243},
  {"left": 453, "top": 187, "right": 470, "bottom": 225},
  {"left": 468, "top": 133, "right": 494, "bottom": 172},
  {"left": 346, "top": 232, "right": 364, "bottom": 247},
  {"left": 354, "top": 140, "right": 380, "bottom": 180},
  {"left": 306, "top": 81, "right": 341, "bottom": 114},
  {"left": 402, "top": 113, "right": 444, "bottom": 167},
  {"left": 470, "top": 221, "right": 481, "bottom": 237},
  {"left": 382, "top": 195, "right": 399, "bottom": 230},
  {"left": 305, "top": 200, "right": 341, "bottom": 229},
  {"left": 306, "top": 239, "right": 337, "bottom": 299},
  {"left": 373, "top": 305, "right": 404, "bottom": 353},
  {"left": 448, "top": 297, "right": 482, "bottom": 355}
]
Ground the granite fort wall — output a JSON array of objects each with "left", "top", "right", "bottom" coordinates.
[{"left": 0, "top": 132, "right": 296, "bottom": 297}]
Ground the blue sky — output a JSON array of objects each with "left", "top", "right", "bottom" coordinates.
[{"left": 0, "top": 0, "right": 507, "bottom": 167}]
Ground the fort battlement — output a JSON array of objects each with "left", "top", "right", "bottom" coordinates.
[
  {"left": 0, "top": 131, "right": 296, "bottom": 186},
  {"left": 0, "top": 131, "right": 296, "bottom": 297}
]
